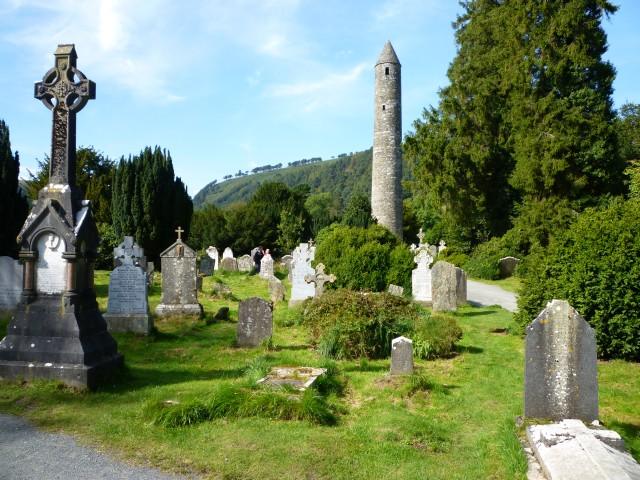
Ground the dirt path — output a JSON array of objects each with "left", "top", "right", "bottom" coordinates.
[{"left": 467, "top": 280, "right": 518, "bottom": 312}]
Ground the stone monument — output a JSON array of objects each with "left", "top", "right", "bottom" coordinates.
[
  {"left": 524, "top": 299, "right": 598, "bottom": 421},
  {"left": 387, "top": 284, "right": 404, "bottom": 297},
  {"left": 390, "top": 336, "right": 413, "bottom": 375},
  {"left": 304, "top": 263, "right": 336, "bottom": 298},
  {"left": 289, "top": 242, "right": 316, "bottom": 306},
  {"left": 222, "top": 247, "right": 234, "bottom": 259},
  {"left": 220, "top": 256, "right": 238, "bottom": 272},
  {"left": 499, "top": 256, "right": 520, "bottom": 278},
  {"left": 206, "top": 246, "right": 219, "bottom": 270},
  {"left": 0, "top": 257, "right": 23, "bottom": 312},
  {"left": 372, "top": 41, "right": 403, "bottom": 238},
  {"left": 431, "top": 261, "right": 458, "bottom": 312},
  {"left": 114, "top": 236, "right": 145, "bottom": 269},
  {"left": 455, "top": 267, "right": 467, "bottom": 307},
  {"left": 104, "top": 263, "right": 150, "bottom": 335},
  {"left": 260, "top": 252, "right": 275, "bottom": 279},
  {"left": 237, "top": 254, "right": 253, "bottom": 272},
  {"left": 411, "top": 231, "right": 433, "bottom": 304},
  {"left": 199, "top": 257, "right": 214, "bottom": 276},
  {"left": 237, "top": 297, "right": 273, "bottom": 347},
  {"left": 0, "top": 45, "right": 122, "bottom": 389},
  {"left": 269, "top": 276, "right": 285, "bottom": 303},
  {"left": 155, "top": 227, "right": 203, "bottom": 317}
]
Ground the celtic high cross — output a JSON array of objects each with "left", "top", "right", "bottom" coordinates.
[{"left": 34, "top": 44, "right": 95, "bottom": 186}]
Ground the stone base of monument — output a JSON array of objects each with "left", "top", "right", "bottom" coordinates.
[
  {"left": 104, "top": 313, "right": 153, "bottom": 335},
  {"left": 257, "top": 367, "right": 327, "bottom": 391},
  {"left": 155, "top": 303, "right": 203, "bottom": 317},
  {"left": 0, "top": 294, "right": 124, "bottom": 389},
  {"left": 526, "top": 419, "right": 640, "bottom": 480}
]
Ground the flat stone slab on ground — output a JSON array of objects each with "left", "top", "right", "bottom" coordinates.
[
  {"left": 526, "top": 419, "right": 640, "bottom": 480},
  {"left": 256, "top": 367, "right": 327, "bottom": 390}
]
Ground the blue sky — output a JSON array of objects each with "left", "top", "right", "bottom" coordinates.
[{"left": 0, "top": 0, "right": 638, "bottom": 196}]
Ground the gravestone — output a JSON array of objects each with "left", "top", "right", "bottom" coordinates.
[
  {"left": 114, "top": 236, "right": 145, "bottom": 269},
  {"left": 0, "top": 45, "right": 122, "bottom": 389},
  {"left": 289, "top": 243, "right": 316, "bottom": 306},
  {"left": 499, "top": 256, "right": 520, "bottom": 278},
  {"left": 260, "top": 253, "right": 275, "bottom": 278},
  {"left": 199, "top": 257, "right": 214, "bottom": 276},
  {"left": 237, "top": 297, "right": 273, "bottom": 347},
  {"left": 387, "top": 284, "right": 404, "bottom": 297},
  {"left": 269, "top": 276, "right": 285, "bottom": 303},
  {"left": 304, "top": 263, "right": 336, "bottom": 298},
  {"left": 219, "top": 257, "right": 238, "bottom": 272},
  {"left": 438, "top": 240, "right": 447, "bottom": 254},
  {"left": 222, "top": 247, "right": 234, "bottom": 259},
  {"left": 411, "top": 248, "right": 433, "bottom": 304},
  {"left": 280, "top": 255, "right": 293, "bottom": 271},
  {"left": 155, "top": 228, "right": 203, "bottom": 317},
  {"left": 431, "top": 261, "right": 458, "bottom": 312},
  {"left": 0, "top": 257, "right": 23, "bottom": 311},
  {"left": 524, "top": 299, "right": 598, "bottom": 421},
  {"left": 146, "top": 261, "right": 155, "bottom": 286},
  {"left": 237, "top": 254, "right": 253, "bottom": 272},
  {"left": 455, "top": 267, "right": 467, "bottom": 306},
  {"left": 390, "top": 336, "right": 413, "bottom": 375},
  {"left": 206, "top": 246, "right": 219, "bottom": 270},
  {"left": 104, "top": 264, "right": 151, "bottom": 334}
]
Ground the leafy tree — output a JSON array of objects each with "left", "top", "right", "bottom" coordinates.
[
  {"left": 341, "top": 193, "right": 373, "bottom": 229},
  {"left": 618, "top": 103, "right": 640, "bottom": 162},
  {"left": 0, "top": 120, "right": 28, "bottom": 257},
  {"left": 305, "top": 192, "right": 340, "bottom": 237},
  {"left": 190, "top": 204, "right": 228, "bottom": 251},
  {"left": 277, "top": 206, "right": 306, "bottom": 253}
]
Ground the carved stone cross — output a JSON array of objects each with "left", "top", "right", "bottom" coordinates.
[
  {"left": 304, "top": 263, "right": 336, "bottom": 297},
  {"left": 34, "top": 44, "right": 95, "bottom": 186},
  {"left": 175, "top": 226, "right": 184, "bottom": 241},
  {"left": 417, "top": 228, "right": 425, "bottom": 246}
]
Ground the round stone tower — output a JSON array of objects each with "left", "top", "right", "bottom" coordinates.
[{"left": 372, "top": 41, "right": 403, "bottom": 238}]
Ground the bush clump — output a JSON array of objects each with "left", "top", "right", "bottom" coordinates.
[
  {"left": 515, "top": 198, "right": 640, "bottom": 360},
  {"left": 314, "top": 224, "right": 414, "bottom": 291},
  {"left": 303, "top": 289, "right": 461, "bottom": 360}
]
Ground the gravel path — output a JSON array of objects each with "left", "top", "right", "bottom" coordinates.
[
  {"left": 0, "top": 414, "right": 188, "bottom": 480},
  {"left": 467, "top": 280, "right": 518, "bottom": 312}
]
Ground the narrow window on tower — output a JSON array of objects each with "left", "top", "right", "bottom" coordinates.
[
  {"left": 385, "top": 67, "right": 389, "bottom": 75},
  {"left": 382, "top": 105, "right": 386, "bottom": 111}
]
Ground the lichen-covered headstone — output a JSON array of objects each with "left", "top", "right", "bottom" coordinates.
[
  {"left": 411, "top": 248, "right": 433, "bottom": 304},
  {"left": 390, "top": 336, "right": 413, "bottom": 375},
  {"left": 237, "top": 254, "right": 253, "bottom": 272},
  {"left": 455, "top": 267, "right": 467, "bottom": 306},
  {"left": 289, "top": 243, "right": 316, "bottom": 306},
  {"left": 0, "top": 257, "right": 22, "bottom": 312},
  {"left": 237, "top": 297, "right": 273, "bottom": 347},
  {"left": 155, "top": 234, "right": 203, "bottom": 317},
  {"left": 525, "top": 299, "right": 598, "bottom": 421},
  {"left": 219, "top": 257, "right": 238, "bottom": 272},
  {"left": 499, "top": 256, "right": 520, "bottom": 278},
  {"left": 269, "top": 276, "right": 285, "bottom": 303},
  {"left": 431, "top": 261, "right": 458, "bottom": 312},
  {"left": 260, "top": 253, "right": 275, "bottom": 278},
  {"left": 104, "top": 264, "right": 151, "bottom": 334}
]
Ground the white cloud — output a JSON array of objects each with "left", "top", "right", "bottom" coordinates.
[{"left": 268, "top": 63, "right": 367, "bottom": 97}]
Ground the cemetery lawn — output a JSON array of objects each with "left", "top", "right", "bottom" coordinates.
[{"left": 0, "top": 272, "right": 638, "bottom": 480}]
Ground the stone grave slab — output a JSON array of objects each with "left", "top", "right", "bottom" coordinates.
[
  {"left": 431, "top": 261, "right": 457, "bottom": 312},
  {"left": 0, "top": 257, "right": 23, "bottom": 312},
  {"left": 525, "top": 299, "right": 597, "bottom": 421},
  {"left": 390, "top": 336, "right": 413, "bottom": 375},
  {"left": 237, "top": 297, "right": 273, "bottom": 347},
  {"left": 104, "top": 264, "right": 151, "bottom": 334},
  {"left": 237, "top": 254, "right": 253, "bottom": 272},
  {"left": 257, "top": 367, "right": 327, "bottom": 391}
]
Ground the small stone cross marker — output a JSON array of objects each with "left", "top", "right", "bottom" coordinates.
[
  {"left": 304, "top": 263, "right": 336, "bottom": 297},
  {"left": 175, "top": 226, "right": 184, "bottom": 241},
  {"left": 417, "top": 228, "right": 425, "bottom": 246},
  {"left": 34, "top": 44, "right": 95, "bottom": 186}
]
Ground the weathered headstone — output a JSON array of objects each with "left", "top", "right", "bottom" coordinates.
[
  {"left": 199, "top": 257, "right": 214, "bottom": 276},
  {"left": 219, "top": 257, "right": 238, "bottom": 272},
  {"left": 155, "top": 228, "right": 203, "bottom": 317},
  {"left": 206, "top": 246, "right": 219, "bottom": 270},
  {"left": 260, "top": 253, "right": 275, "bottom": 278},
  {"left": 387, "top": 284, "right": 404, "bottom": 297},
  {"left": 499, "top": 256, "right": 520, "bottom": 278},
  {"left": 455, "top": 267, "right": 467, "bottom": 307},
  {"left": 269, "top": 276, "right": 285, "bottom": 303},
  {"left": 524, "top": 299, "right": 598, "bottom": 421},
  {"left": 114, "top": 236, "right": 145, "bottom": 269},
  {"left": 0, "top": 257, "right": 23, "bottom": 312},
  {"left": 237, "top": 297, "right": 273, "bottom": 347},
  {"left": 104, "top": 264, "right": 151, "bottom": 334},
  {"left": 431, "top": 261, "right": 458, "bottom": 312},
  {"left": 222, "top": 247, "right": 234, "bottom": 259},
  {"left": 411, "top": 248, "right": 433, "bottom": 304},
  {"left": 304, "top": 263, "right": 336, "bottom": 298},
  {"left": 289, "top": 243, "right": 316, "bottom": 306},
  {"left": 390, "top": 336, "right": 413, "bottom": 375},
  {"left": 0, "top": 45, "right": 122, "bottom": 389},
  {"left": 237, "top": 254, "right": 253, "bottom": 272},
  {"left": 280, "top": 255, "right": 293, "bottom": 271}
]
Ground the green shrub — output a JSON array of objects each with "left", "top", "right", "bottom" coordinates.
[
  {"left": 515, "top": 198, "right": 640, "bottom": 360},
  {"left": 463, "top": 237, "right": 508, "bottom": 280},
  {"left": 303, "top": 289, "right": 462, "bottom": 360},
  {"left": 315, "top": 224, "right": 412, "bottom": 291}
]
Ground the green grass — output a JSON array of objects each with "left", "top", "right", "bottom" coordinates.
[
  {"left": 0, "top": 271, "right": 637, "bottom": 479},
  {"left": 469, "top": 276, "right": 522, "bottom": 293}
]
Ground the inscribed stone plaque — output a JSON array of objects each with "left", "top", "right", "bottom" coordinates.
[
  {"left": 0, "top": 257, "right": 23, "bottom": 311},
  {"left": 105, "top": 264, "right": 151, "bottom": 334},
  {"left": 289, "top": 243, "right": 316, "bottom": 305},
  {"left": 237, "top": 254, "right": 253, "bottom": 272},
  {"left": 260, "top": 253, "right": 275, "bottom": 278},
  {"left": 455, "top": 267, "right": 467, "bottom": 306},
  {"left": 35, "top": 233, "right": 66, "bottom": 294},
  {"left": 524, "top": 299, "right": 598, "bottom": 421},
  {"left": 431, "top": 261, "right": 457, "bottom": 312},
  {"left": 237, "top": 297, "right": 273, "bottom": 347},
  {"left": 200, "top": 257, "right": 214, "bottom": 276},
  {"left": 390, "top": 336, "right": 413, "bottom": 375}
]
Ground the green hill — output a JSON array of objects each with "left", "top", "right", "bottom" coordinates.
[{"left": 193, "top": 149, "right": 374, "bottom": 209}]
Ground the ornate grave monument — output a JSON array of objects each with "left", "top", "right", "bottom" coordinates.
[
  {"left": 411, "top": 230, "right": 433, "bottom": 304},
  {"left": 0, "top": 45, "right": 122, "bottom": 388},
  {"left": 289, "top": 242, "right": 316, "bottom": 306},
  {"left": 156, "top": 227, "right": 203, "bottom": 317},
  {"left": 304, "top": 263, "right": 336, "bottom": 298},
  {"left": 114, "top": 236, "right": 145, "bottom": 269}
]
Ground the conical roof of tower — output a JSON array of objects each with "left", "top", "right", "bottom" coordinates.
[{"left": 376, "top": 41, "right": 400, "bottom": 66}]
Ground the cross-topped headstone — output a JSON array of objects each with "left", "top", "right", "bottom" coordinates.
[
  {"left": 417, "top": 228, "right": 425, "bottom": 246},
  {"left": 34, "top": 44, "right": 95, "bottom": 187},
  {"left": 114, "top": 236, "right": 145, "bottom": 267},
  {"left": 304, "top": 263, "right": 336, "bottom": 297},
  {"left": 175, "top": 226, "right": 184, "bottom": 241}
]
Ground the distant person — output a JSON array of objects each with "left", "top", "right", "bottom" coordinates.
[{"left": 253, "top": 246, "right": 264, "bottom": 273}]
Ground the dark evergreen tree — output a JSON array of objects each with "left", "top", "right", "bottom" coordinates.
[
  {"left": 342, "top": 192, "right": 374, "bottom": 229},
  {"left": 190, "top": 204, "right": 228, "bottom": 250},
  {"left": 0, "top": 120, "right": 28, "bottom": 257}
]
